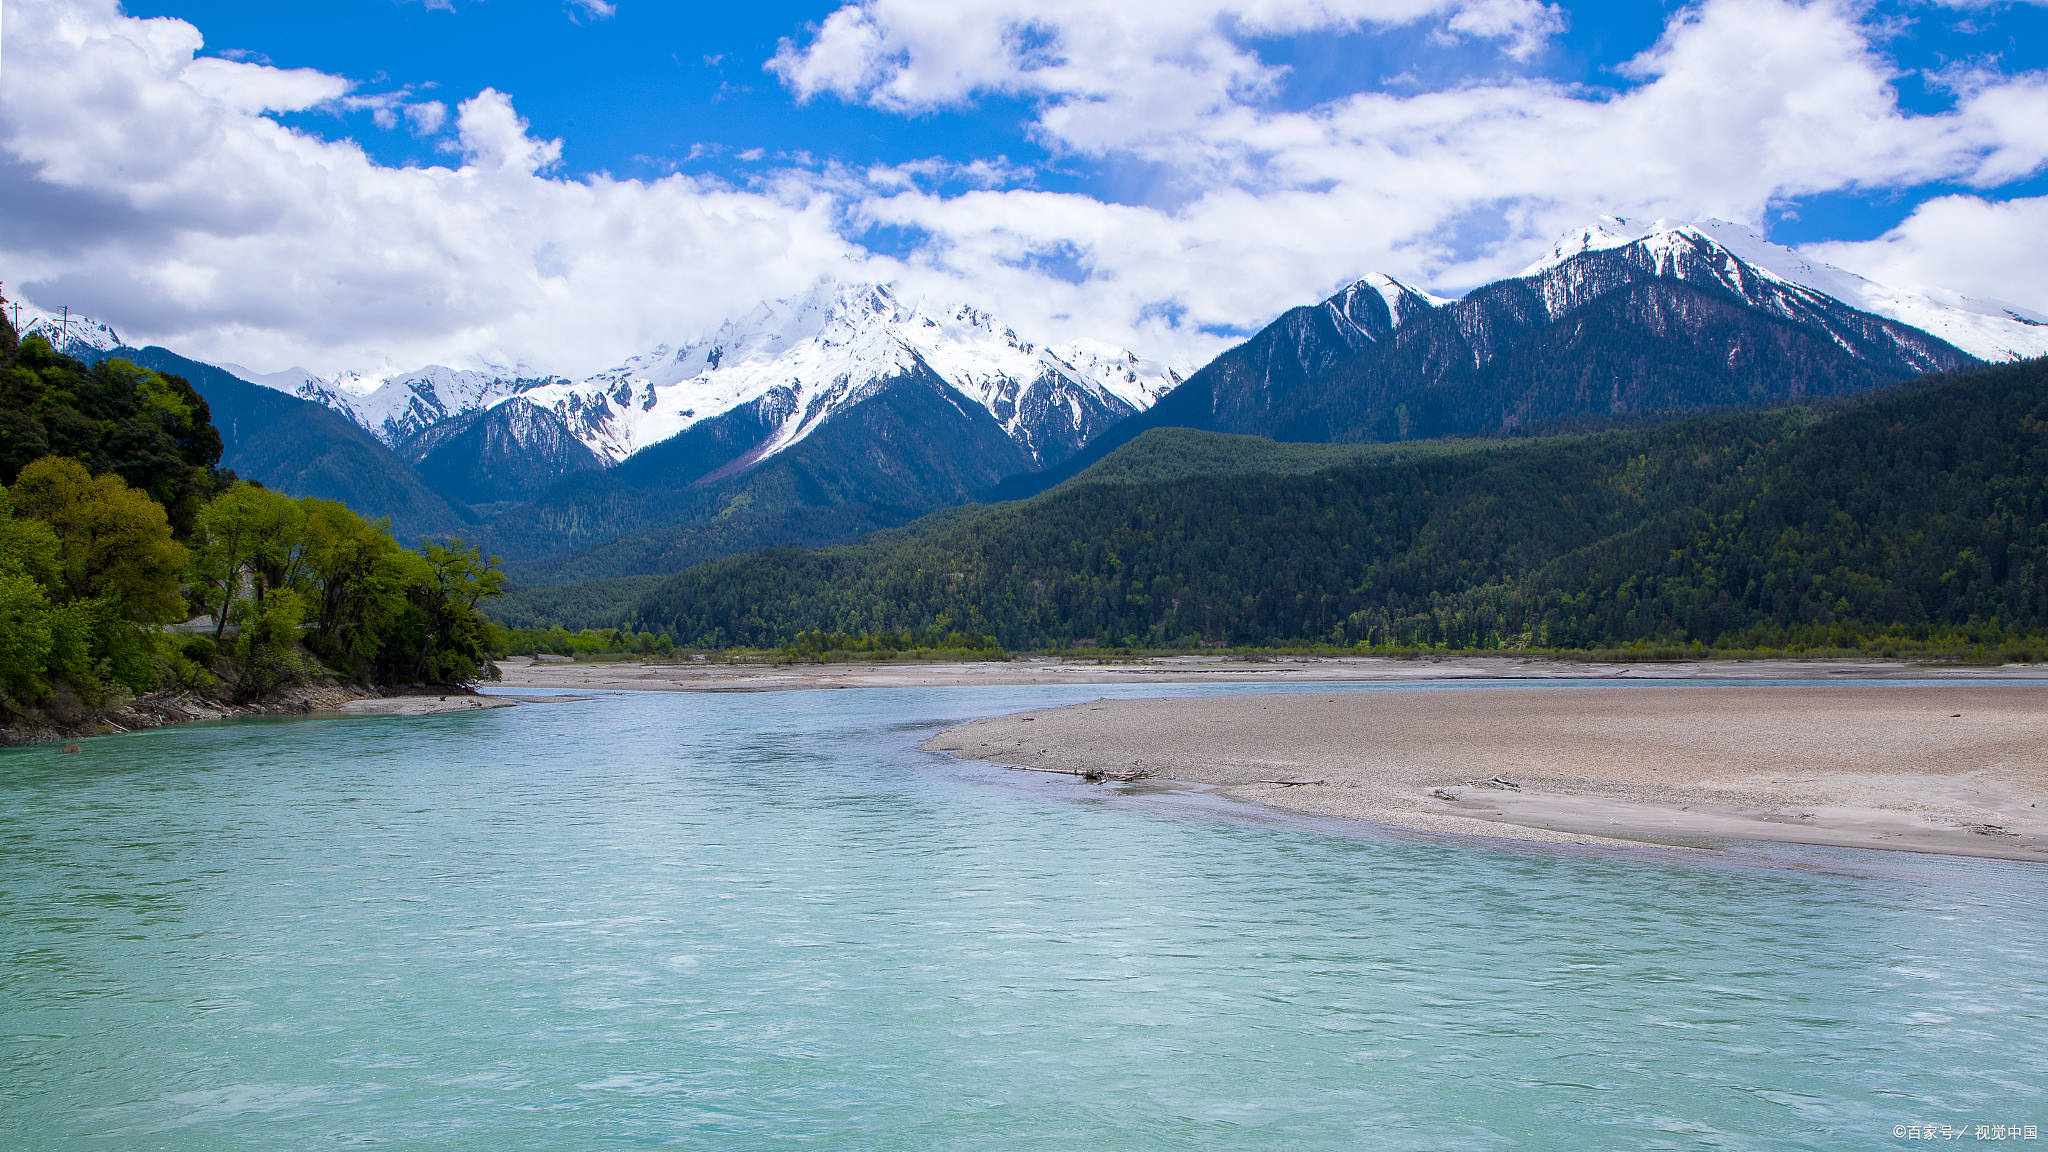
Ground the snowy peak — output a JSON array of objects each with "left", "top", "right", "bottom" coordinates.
[
  {"left": 510, "top": 279, "right": 1179, "bottom": 469},
  {"left": 1523, "top": 217, "right": 2048, "bottom": 362},
  {"left": 1327, "top": 273, "right": 1449, "bottom": 335},
  {"left": 18, "top": 309, "right": 123, "bottom": 357},
  {"left": 1044, "top": 339, "right": 1181, "bottom": 410},
  {"left": 1518, "top": 215, "right": 1648, "bottom": 276},
  {"left": 225, "top": 361, "right": 562, "bottom": 449},
  {"left": 228, "top": 280, "right": 1180, "bottom": 482}
]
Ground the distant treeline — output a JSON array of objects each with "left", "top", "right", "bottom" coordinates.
[
  {"left": 779, "top": 629, "right": 1005, "bottom": 662},
  {"left": 616, "top": 357, "right": 2048, "bottom": 659},
  {"left": 498, "top": 625, "right": 674, "bottom": 658},
  {"left": 0, "top": 320, "right": 504, "bottom": 723}
]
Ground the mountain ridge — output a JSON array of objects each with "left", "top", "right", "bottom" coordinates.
[
  {"left": 17, "top": 217, "right": 2039, "bottom": 588},
  {"left": 989, "top": 218, "right": 1990, "bottom": 501},
  {"left": 219, "top": 281, "right": 1181, "bottom": 478}
]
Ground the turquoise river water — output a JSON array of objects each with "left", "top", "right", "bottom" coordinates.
[{"left": 2, "top": 682, "right": 2045, "bottom": 1150}]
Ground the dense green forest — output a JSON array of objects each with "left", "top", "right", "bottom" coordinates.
[
  {"left": 622, "top": 357, "right": 2048, "bottom": 657},
  {"left": 0, "top": 319, "right": 504, "bottom": 728}
]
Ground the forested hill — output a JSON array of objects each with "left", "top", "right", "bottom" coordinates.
[{"left": 626, "top": 356, "right": 2048, "bottom": 655}]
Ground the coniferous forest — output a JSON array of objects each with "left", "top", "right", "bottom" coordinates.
[
  {"left": 620, "top": 357, "right": 2048, "bottom": 657},
  {"left": 0, "top": 319, "right": 504, "bottom": 732}
]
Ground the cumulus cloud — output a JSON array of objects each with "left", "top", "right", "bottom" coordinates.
[
  {"left": 1807, "top": 195, "right": 2048, "bottom": 319},
  {"left": 769, "top": 0, "right": 1569, "bottom": 114},
  {"left": 453, "top": 89, "right": 563, "bottom": 174},
  {"left": 1, "top": 0, "right": 2045, "bottom": 380},
  {"left": 0, "top": 0, "right": 866, "bottom": 376}
]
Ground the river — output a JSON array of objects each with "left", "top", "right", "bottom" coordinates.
[{"left": 3, "top": 683, "right": 2043, "bottom": 1149}]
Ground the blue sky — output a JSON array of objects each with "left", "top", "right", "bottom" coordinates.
[{"left": 7, "top": 0, "right": 2048, "bottom": 373}]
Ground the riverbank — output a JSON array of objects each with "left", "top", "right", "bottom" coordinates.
[
  {"left": 922, "top": 684, "right": 2048, "bottom": 864},
  {"left": 492, "top": 652, "right": 2048, "bottom": 692},
  {"left": 1, "top": 685, "right": 524, "bottom": 746}
]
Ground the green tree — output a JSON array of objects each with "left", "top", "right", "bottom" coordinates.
[
  {"left": 301, "top": 498, "right": 410, "bottom": 674},
  {"left": 378, "top": 541, "right": 505, "bottom": 686},
  {"left": 10, "top": 456, "right": 187, "bottom": 623},
  {"left": 232, "top": 585, "right": 312, "bottom": 700},
  {"left": 0, "top": 484, "right": 62, "bottom": 702},
  {"left": 0, "top": 332, "right": 223, "bottom": 534},
  {"left": 189, "top": 482, "right": 305, "bottom": 639}
]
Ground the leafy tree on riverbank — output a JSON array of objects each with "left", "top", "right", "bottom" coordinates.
[
  {"left": 0, "top": 317, "right": 508, "bottom": 724},
  {"left": 373, "top": 542, "right": 506, "bottom": 687},
  {"left": 496, "top": 624, "right": 674, "bottom": 659},
  {"left": 188, "top": 489, "right": 506, "bottom": 696},
  {"left": 0, "top": 487, "right": 73, "bottom": 702},
  {"left": 13, "top": 457, "right": 187, "bottom": 623}
]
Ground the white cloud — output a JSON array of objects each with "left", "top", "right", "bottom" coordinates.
[
  {"left": 1, "top": 0, "right": 2045, "bottom": 383},
  {"left": 405, "top": 100, "right": 450, "bottom": 136},
  {"left": 0, "top": 0, "right": 868, "bottom": 376},
  {"left": 769, "top": 0, "right": 1568, "bottom": 115},
  {"left": 184, "top": 56, "right": 350, "bottom": 114},
  {"left": 453, "top": 89, "right": 563, "bottom": 174},
  {"left": 1442, "top": 0, "right": 1567, "bottom": 60},
  {"left": 1806, "top": 194, "right": 2048, "bottom": 317}
]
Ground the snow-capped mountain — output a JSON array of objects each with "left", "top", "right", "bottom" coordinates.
[
  {"left": 222, "top": 362, "right": 561, "bottom": 448},
  {"left": 18, "top": 309, "right": 124, "bottom": 357},
  {"left": 1523, "top": 217, "right": 2048, "bottom": 362},
  {"left": 228, "top": 282, "right": 1181, "bottom": 476},
  {"left": 1018, "top": 215, "right": 1994, "bottom": 489},
  {"left": 507, "top": 281, "right": 1178, "bottom": 468}
]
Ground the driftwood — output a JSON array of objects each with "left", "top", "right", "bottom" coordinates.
[
  {"left": 1259, "top": 779, "right": 1325, "bottom": 787},
  {"left": 1461, "top": 776, "right": 1522, "bottom": 791},
  {"left": 1007, "top": 765, "right": 1152, "bottom": 783}
]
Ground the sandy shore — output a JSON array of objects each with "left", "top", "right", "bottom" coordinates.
[
  {"left": 922, "top": 685, "right": 2048, "bottom": 864},
  {"left": 493, "top": 652, "right": 2048, "bottom": 692},
  {"left": 337, "top": 693, "right": 523, "bottom": 717}
]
